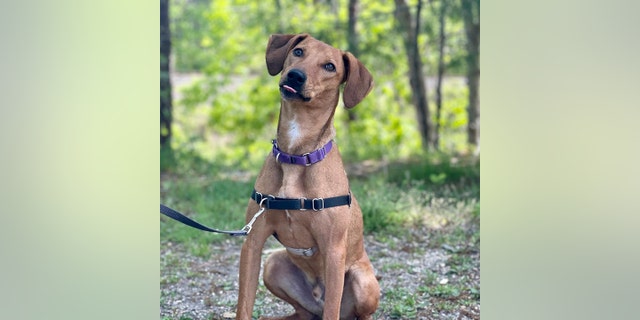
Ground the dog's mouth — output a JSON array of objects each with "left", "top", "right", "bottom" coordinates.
[{"left": 279, "top": 84, "right": 311, "bottom": 102}]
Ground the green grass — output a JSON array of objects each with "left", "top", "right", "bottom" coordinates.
[
  {"left": 161, "top": 150, "right": 479, "bottom": 245},
  {"left": 161, "top": 148, "right": 254, "bottom": 248},
  {"left": 352, "top": 156, "right": 479, "bottom": 235},
  {"left": 383, "top": 287, "right": 423, "bottom": 318}
]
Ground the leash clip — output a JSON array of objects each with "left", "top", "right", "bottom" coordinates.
[
  {"left": 241, "top": 197, "right": 269, "bottom": 234},
  {"left": 241, "top": 207, "right": 265, "bottom": 235}
]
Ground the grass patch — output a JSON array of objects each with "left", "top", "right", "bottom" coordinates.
[
  {"left": 448, "top": 253, "right": 476, "bottom": 275},
  {"left": 385, "top": 155, "right": 480, "bottom": 191},
  {"left": 379, "top": 261, "right": 406, "bottom": 273},
  {"left": 161, "top": 151, "right": 479, "bottom": 246},
  {"left": 351, "top": 155, "right": 479, "bottom": 236},
  {"left": 382, "top": 287, "right": 425, "bottom": 318},
  {"left": 422, "top": 284, "right": 462, "bottom": 299},
  {"left": 161, "top": 152, "right": 254, "bottom": 246}
]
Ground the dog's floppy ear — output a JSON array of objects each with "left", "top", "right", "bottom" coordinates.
[
  {"left": 342, "top": 52, "right": 373, "bottom": 109},
  {"left": 265, "top": 34, "right": 308, "bottom": 76}
]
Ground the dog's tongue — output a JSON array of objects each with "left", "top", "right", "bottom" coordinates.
[{"left": 282, "top": 85, "right": 297, "bottom": 94}]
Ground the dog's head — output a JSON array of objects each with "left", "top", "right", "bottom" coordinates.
[{"left": 265, "top": 33, "right": 373, "bottom": 109}]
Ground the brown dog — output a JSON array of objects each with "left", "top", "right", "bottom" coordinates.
[{"left": 235, "top": 34, "right": 379, "bottom": 320}]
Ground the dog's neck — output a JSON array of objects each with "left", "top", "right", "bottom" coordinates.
[{"left": 276, "top": 99, "right": 338, "bottom": 155}]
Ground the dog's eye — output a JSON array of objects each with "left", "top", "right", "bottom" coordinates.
[
  {"left": 324, "top": 63, "right": 336, "bottom": 72},
  {"left": 293, "top": 48, "right": 303, "bottom": 57}
]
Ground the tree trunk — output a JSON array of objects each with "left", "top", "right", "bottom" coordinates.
[
  {"left": 347, "top": 0, "right": 360, "bottom": 59},
  {"left": 395, "top": 0, "right": 433, "bottom": 151},
  {"left": 346, "top": 0, "right": 360, "bottom": 121},
  {"left": 160, "top": 0, "right": 172, "bottom": 147},
  {"left": 275, "top": 0, "right": 284, "bottom": 33},
  {"left": 461, "top": 0, "right": 480, "bottom": 150},
  {"left": 434, "top": 0, "right": 447, "bottom": 150}
]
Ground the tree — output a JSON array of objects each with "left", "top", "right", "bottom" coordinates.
[
  {"left": 433, "top": 0, "right": 448, "bottom": 150},
  {"left": 347, "top": 0, "right": 361, "bottom": 66},
  {"left": 160, "top": 0, "right": 172, "bottom": 147},
  {"left": 461, "top": 0, "right": 480, "bottom": 150},
  {"left": 346, "top": 0, "right": 361, "bottom": 122},
  {"left": 395, "top": 0, "right": 434, "bottom": 151},
  {"left": 274, "top": 0, "right": 284, "bottom": 33}
]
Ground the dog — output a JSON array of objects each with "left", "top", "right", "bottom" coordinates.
[{"left": 235, "top": 33, "right": 379, "bottom": 320}]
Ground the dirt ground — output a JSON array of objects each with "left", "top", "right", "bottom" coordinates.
[{"left": 160, "top": 228, "right": 479, "bottom": 320}]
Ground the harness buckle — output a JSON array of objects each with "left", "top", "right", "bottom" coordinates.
[
  {"left": 312, "top": 198, "right": 325, "bottom": 211},
  {"left": 259, "top": 194, "right": 275, "bottom": 210},
  {"left": 259, "top": 197, "right": 268, "bottom": 208},
  {"left": 302, "top": 153, "right": 312, "bottom": 166},
  {"left": 299, "top": 197, "right": 307, "bottom": 211}
]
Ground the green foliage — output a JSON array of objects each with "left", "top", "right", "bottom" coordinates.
[
  {"left": 335, "top": 79, "right": 422, "bottom": 161},
  {"left": 170, "top": 0, "right": 213, "bottom": 72},
  {"left": 166, "top": 0, "right": 475, "bottom": 170}
]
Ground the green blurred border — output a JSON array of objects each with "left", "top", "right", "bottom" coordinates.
[
  {"left": 2, "top": 0, "right": 640, "bottom": 319},
  {"left": 482, "top": 1, "right": 640, "bottom": 319},
  {"left": 0, "top": 1, "right": 158, "bottom": 319}
]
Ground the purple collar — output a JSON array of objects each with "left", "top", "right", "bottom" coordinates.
[{"left": 272, "top": 139, "right": 333, "bottom": 166}]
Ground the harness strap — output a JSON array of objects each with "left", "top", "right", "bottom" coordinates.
[
  {"left": 251, "top": 189, "right": 351, "bottom": 211},
  {"left": 161, "top": 189, "right": 352, "bottom": 238}
]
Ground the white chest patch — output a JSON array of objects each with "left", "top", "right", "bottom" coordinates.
[{"left": 287, "top": 120, "right": 301, "bottom": 149}]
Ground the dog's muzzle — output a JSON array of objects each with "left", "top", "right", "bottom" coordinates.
[{"left": 280, "top": 69, "right": 310, "bottom": 101}]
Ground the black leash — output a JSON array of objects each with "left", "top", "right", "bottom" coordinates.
[{"left": 160, "top": 204, "right": 249, "bottom": 236}]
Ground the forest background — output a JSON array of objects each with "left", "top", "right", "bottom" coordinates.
[
  {"left": 161, "top": 0, "right": 480, "bottom": 169},
  {"left": 160, "top": 0, "right": 480, "bottom": 318}
]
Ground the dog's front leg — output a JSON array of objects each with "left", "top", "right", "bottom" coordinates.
[
  {"left": 236, "top": 230, "right": 269, "bottom": 320},
  {"left": 321, "top": 236, "right": 348, "bottom": 320}
]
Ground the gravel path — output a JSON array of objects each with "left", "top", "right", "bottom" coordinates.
[{"left": 161, "top": 228, "right": 479, "bottom": 320}]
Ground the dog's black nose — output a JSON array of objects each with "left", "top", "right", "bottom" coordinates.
[{"left": 286, "top": 69, "right": 306, "bottom": 85}]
